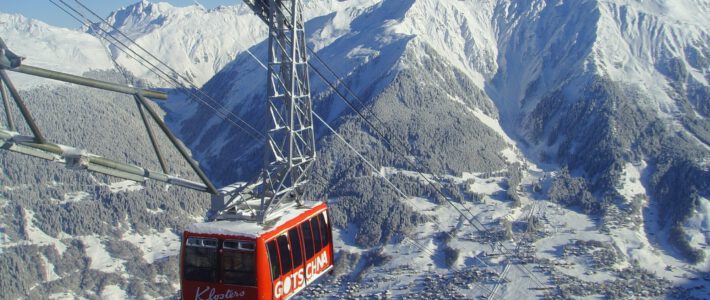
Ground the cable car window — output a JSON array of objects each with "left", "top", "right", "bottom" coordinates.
[
  {"left": 239, "top": 242, "right": 256, "bottom": 251},
  {"left": 311, "top": 218, "right": 322, "bottom": 252},
  {"left": 288, "top": 228, "right": 303, "bottom": 267},
  {"left": 224, "top": 241, "right": 256, "bottom": 252},
  {"left": 300, "top": 222, "right": 315, "bottom": 259},
  {"left": 184, "top": 238, "right": 218, "bottom": 282},
  {"left": 223, "top": 240, "right": 239, "bottom": 249},
  {"left": 203, "top": 239, "right": 218, "bottom": 248},
  {"left": 266, "top": 240, "right": 281, "bottom": 281},
  {"left": 221, "top": 241, "right": 256, "bottom": 286},
  {"left": 317, "top": 213, "right": 330, "bottom": 247},
  {"left": 277, "top": 235, "right": 293, "bottom": 274}
]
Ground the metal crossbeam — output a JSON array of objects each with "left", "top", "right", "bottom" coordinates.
[
  {"left": 10, "top": 65, "right": 168, "bottom": 100},
  {"left": 0, "top": 130, "right": 209, "bottom": 192},
  {"left": 0, "top": 36, "right": 217, "bottom": 195},
  {"left": 214, "top": 0, "right": 316, "bottom": 224}
]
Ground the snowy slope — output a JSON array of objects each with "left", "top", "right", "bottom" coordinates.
[
  {"left": 387, "top": 0, "right": 500, "bottom": 88},
  {"left": 101, "top": 0, "right": 385, "bottom": 87},
  {"left": 0, "top": 9, "right": 206, "bottom": 299},
  {"left": 594, "top": 0, "right": 710, "bottom": 117},
  {"left": 100, "top": 1, "right": 266, "bottom": 86},
  {"left": 170, "top": 0, "right": 710, "bottom": 298},
  {"left": 489, "top": 0, "right": 710, "bottom": 138},
  {"left": 100, "top": 1, "right": 267, "bottom": 87},
  {"left": 0, "top": 13, "right": 114, "bottom": 90}
]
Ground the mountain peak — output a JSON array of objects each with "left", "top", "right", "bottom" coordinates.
[
  {"left": 106, "top": 1, "right": 179, "bottom": 30},
  {"left": 99, "top": 1, "right": 265, "bottom": 86},
  {"left": 0, "top": 13, "right": 114, "bottom": 90}
]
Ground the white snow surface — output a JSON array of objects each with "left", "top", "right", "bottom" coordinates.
[
  {"left": 40, "top": 254, "right": 60, "bottom": 282},
  {"left": 594, "top": 0, "right": 710, "bottom": 116},
  {"left": 21, "top": 209, "right": 68, "bottom": 255},
  {"left": 187, "top": 201, "right": 325, "bottom": 238},
  {"left": 684, "top": 196, "right": 710, "bottom": 258},
  {"left": 100, "top": 285, "right": 129, "bottom": 300},
  {"left": 108, "top": 180, "right": 144, "bottom": 193},
  {"left": 48, "top": 292, "right": 87, "bottom": 300},
  {"left": 59, "top": 191, "right": 90, "bottom": 205},
  {"left": 617, "top": 162, "right": 648, "bottom": 202},
  {"left": 102, "top": 1, "right": 267, "bottom": 87},
  {"left": 388, "top": 0, "right": 499, "bottom": 88},
  {"left": 0, "top": 14, "right": 114, "bottom": 90},
  {"left": 81, "top": 235, "right": 126, "bottom": 273},
  {"left": 122, "top": 228, "right": 180, "bottom": 264}
]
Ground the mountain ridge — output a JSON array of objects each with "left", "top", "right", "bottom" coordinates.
[{"left": 0, "top": 13, "right": 114, "bottom": 90}]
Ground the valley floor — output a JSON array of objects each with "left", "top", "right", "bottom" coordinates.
[{"left": 295, "top": 163, "right": 710, "bottom": 299}]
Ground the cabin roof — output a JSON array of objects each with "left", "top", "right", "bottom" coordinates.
[{"left": 185, "top": 201, "right": 325, "bottom": 238}]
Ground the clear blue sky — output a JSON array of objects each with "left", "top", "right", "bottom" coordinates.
[{"left": 2, "top": 0, "right": 239, "bottom": 29}]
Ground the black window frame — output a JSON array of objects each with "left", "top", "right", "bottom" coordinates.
[
  {"left": 288, "top": 228, "right": 304, "bottom": 267},
  {"left": 220, "top": 243, "right": 257, "bottom": 286},
  {"left": 266, "top": 240, "right": 281, "bottom": 281},
  {"left": 183, "top": 237, "right": 219, "bottom": 283},
  {"left": 311, "top": 218, "right": 323, "bottom": 252},
  {"left": 317, "top": 213, "right": 331, "bottom": 247},
  {"left": 300, "top": 221, "right": 315, "bottom": 259},
  {"left": 277, "top": 235, "right": 293, "bottom": 274}
]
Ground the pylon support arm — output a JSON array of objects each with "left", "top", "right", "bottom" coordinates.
[
  {"left": 0, "top": 37, "right": 216, "bottom": 196},
  {"left": 134, "top": 94, "right": 219, "bottom": 195},
  {"left": 7, "top": 65, "right": 167, "bottom": 100},
  {"left": 1, "top": 36, "right": 165, "bottom": 100},
  {"left": 134, "top": 96, "right": 169, "bottom": 174},
  {"left": 0, "top": 70, "right": 46, "bottom": 143},
  {"left": 0, "top": 81, "right": 15, "bottom": 131},
  {"left": 0, "top": 129, "right": 209, "bottom": 192}
]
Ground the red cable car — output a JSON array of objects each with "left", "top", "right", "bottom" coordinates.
[
  {"left": 180, "top": 202, "right": 334, "bottom": 300},
  {"left": 180, "top": 1, "right": 329, "bottom": 299}
]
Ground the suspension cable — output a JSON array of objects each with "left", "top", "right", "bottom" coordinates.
[
  {"left": 50, "top": 0, "right": 545, "bottom": 290},
  {"left": 72, "top": 0, "right": 263, "bottom": 140},
  {"left": 309, "top": 60, "right": 548, "bottom": 290},
  {"left": 50, "top": 0, "right": 264, "bottom": 141},
  {"left": 309, "top": 52, "right": 548, "bottom": 290},
  {"left": 236, "top": 3, "right": 541, "bottom": 288},
  {"left": 313, "top": 111, "right": 494, "bottom": 295}
]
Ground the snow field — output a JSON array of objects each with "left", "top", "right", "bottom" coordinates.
[
  {"left": 122, "top": 228, "right": 180, "bottom": 264},
  {"left": 100, "top": 285, "right": 129, "bottom": 300},
  {"left": 0, "top": 14, "right": 114, "bottom": 90},
  {"left": 108, "top": 180, "right": 144, "bottom": 193},
  {"left": 81, "top": 235, "right": 127, "bottom": 274},
  {"left": 20, "top": 209, "right": 68, "bottom": 255}
]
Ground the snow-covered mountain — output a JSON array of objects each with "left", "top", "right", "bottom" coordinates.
[
  {"left": 97, "top": 1, "right": 267, "bottom": 87},
  {"left": 0, "top": 14, "right": 114, "bottom": 89},
  {"left": 1, "top": 0, "right": 709, "bottom": 298},
  {"left": 169, "top": 0, "right": 710, "bottom": 297},
  {"left": 0, "top": 10, "right": 208, "bottom": 300},
  {"left": 98, "top": 0, "right": 392, "bottom": 86}
]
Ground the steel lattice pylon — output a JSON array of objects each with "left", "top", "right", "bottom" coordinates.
[{"left": 213, "top": 0, "right": 316, "bottom": 224}]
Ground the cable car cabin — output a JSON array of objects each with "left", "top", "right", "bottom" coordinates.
[{"left": 180, "top": 202, "right": 334, "bottom": 300}]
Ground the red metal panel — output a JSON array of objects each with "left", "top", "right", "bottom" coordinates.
[
  {"left": 180, "top": 202, "right": 333, "bottom": 300},
  {"left": 180, "top": 233, "right": 259, "bottom": 300},
  {"left": 265, "top": 203, "right": 334, "bottom": 300}
]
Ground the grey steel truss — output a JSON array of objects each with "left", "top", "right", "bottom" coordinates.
[
  {"left": 0, "top": 37, "right": 218, "bottom": 194},
  {"left": 213, "top": 0, "right": 316, "bottom": 224}
]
